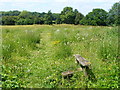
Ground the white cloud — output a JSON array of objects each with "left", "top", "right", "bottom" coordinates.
[
  {"left": 0, "top": 0, "right": 46, "bottom": 2},
  {"left": 70, "top": 0, "right": 119, "bottom": 3},
  {"left": 1, "top": 0, "right": 119, "bottom": 3},
  {"left": 54, "top": 0, "right": 68, "bottom": 3}
]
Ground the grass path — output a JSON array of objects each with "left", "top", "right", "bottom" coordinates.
[{"left": 26, "top": 31, "right": 55, "bottom": 88}]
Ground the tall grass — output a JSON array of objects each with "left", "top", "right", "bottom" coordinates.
[
  {"left": 2, "top": 28, "right": 41, "bottom": 61},
  {"left": 1, "top": 25, "right": 118, "bottom": 88},
  {"left": 51, "top": 30, "right": 72, "bottom": 59}
]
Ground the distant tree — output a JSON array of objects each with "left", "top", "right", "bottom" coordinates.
[
  {"left": 31, "top": 12, "right": 41, "bottom": 17},
  {"left": 44, "top": 10, "right": 53, "bottom": 25},
  {"left": 19, "top": 10, "right": 32, "bottom": 19},
  {"left": 18, "top": 10, "right": 39, "bottom": 25},
  {"left": 74, "top": 9, "right": 79, "bottom": 16},
  {"left": 73, "top": 9, "right": 79, "bottom": 19},
  {"left": 60, "top": 7, "right": 75, "bottom": 24},
  {"left": 52, "top": 13, "right": 60, "bottom": 24},
  {"left": 10, "top": 10, "right": 21, "bottom": 16},
  {"left": 40, "top": 12, "right": 46, "bottom": 18},
  {"left": 16, "top": 18, "right": 33, "bottom": 25},
  {"left": 2, "top": 16, "right": 18, "bottom": 25},
  {"left": 34, "top": 17, "right": 44, "bottom": 24},
  {"left": 80, "top": 9, "right": 108, "bottom": 26},
  {"left": 107, "top": 2, "right": 120, "bottom": 26},
  {"left": 55, "top": 15, "right": 61, "bottom": 24},
  {"left": 1, "top": 10, "right": 21, "bottom": 16},
  {"left": 74, "top": 12, "right": 84, "bottom": 25}
]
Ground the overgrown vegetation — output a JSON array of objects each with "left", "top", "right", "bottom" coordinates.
[{"left": 1, "top": 25, "right": 118, "bottom": 88}]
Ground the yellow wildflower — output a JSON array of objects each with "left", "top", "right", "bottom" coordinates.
[
  {"left": 52, "top": 40, "right": 60, "bottom": 45},
  {"left": 47, "top": 33, "right": 51, "bottom": 35}
]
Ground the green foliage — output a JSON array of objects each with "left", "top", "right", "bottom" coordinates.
[
  {"left": 21, "top": 30, "right": 41, "bottom": 49},
  {"left": 44, "top": 10, "right": 53, "bottom": 25},
  {"left": 51, "top": 30, "right": 72, "bottom": 59},
  {"left": 2, "top": 28, "right": 41, "bottom": 61},
  {"left": 55, "top": 14, "right": 61, "bottom": 24},
  {"left": 1, "top": 65, "right": 26, "bottom": 88},
  {"left": 34, "top": 17, "right": 44, "bottom": 24},
  {"left": 19, "top": 10, "right": 31, "bottom": 19},
  {"left": 75, "top": 13, "right": 84, "bottom": 25},
  {"left": 2, "top": 16, "right": 18, "bottom": 25},
  {"left": 80, "top": 9, "right": 108, "bottom": 26},
  {"left": 60, "top": 7, "right": 75, "bottom": 24},
  {"left": 16, "top": 18, "right": 33, "bottom": 25},
  {"left": 1, "top": 10, "right": 20, "bottom": 16},
  {"left": 107, "top": 2, "right": 120, "bottom": 26}
]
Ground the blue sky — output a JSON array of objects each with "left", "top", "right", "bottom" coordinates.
[{"left": 0, "top": 0, "right": 119, "bottom": 15}]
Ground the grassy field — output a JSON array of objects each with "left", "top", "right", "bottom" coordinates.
[{"left": 1, "top": 24, "right": 118, "bottom": 88}]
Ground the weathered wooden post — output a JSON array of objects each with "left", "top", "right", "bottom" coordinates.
[
  {"left": 61, "top": 70, "right": 74, "bottom": 85},
  {"left": 73, "top": 54, "right": 91, "bottom": 76}
]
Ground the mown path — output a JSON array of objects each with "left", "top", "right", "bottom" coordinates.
[{"left": 26, "top": 31, "right": 55, "bottom": 88}]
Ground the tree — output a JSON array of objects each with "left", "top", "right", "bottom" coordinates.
[
  {"left": 44, "top": 10, "right": 53, "bottom": 25},
  {"left": 34, "top": 17, "right": 44, "bottom": 24},
  {"left": 1, "top": 10, "right": 21, "bottom": 16},
  {"left": 80, "top": 9, "right": 108, "bottom": 26},
  {"left": 74, "top": 12, "right": 84, "bottom": 25},
  {"left": 107, "top": 2, "right": 120, "bottom": 26},
  {"left": 60, "top": 7, "right": 75, "bottom": 24},
  {"left": 19, "top": 10, "right": 32, "bottom": 19},
  {"left": 73, "top": 9, "right": 84, "bottom": 25},
  {"left": 55, "top": 14, "right": 61, "bottom": 24},
  {"left": 74, "top": 9, "right": 79, "bottom": 16},
  {"left": 16, "top": 18, "right": 33, "bottom": 25},
  {"left": 2, "top": 16, "right": 18, "bottom": 25}
]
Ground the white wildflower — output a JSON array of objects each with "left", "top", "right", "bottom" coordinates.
[
  {"left": 82, "top": 37, "right": 84, "bottom": 40},
  {"left": 56, "top": 29, "right": 60, "bottom": 32}
]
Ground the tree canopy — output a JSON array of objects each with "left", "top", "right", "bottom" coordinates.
[
  {"left": 80, "top": 9, "right": 108, "bottom": 26},
  {"left": 1, "top": 2, "right": 119, "bottom": 26},
  {"left": 44, "top": 10, "right": 53, "bottom": 25},
  {"left": 107, "top": 2, "right": 120, "bottom": 26}
]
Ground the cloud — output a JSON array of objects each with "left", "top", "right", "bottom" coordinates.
[
  {"left": 70, "top": 0, "right": 119, "bottom": 3},
  {"left": 1, "top": 0, "right": 119, "bottom": 3},
  {"left": 0, "top": 0, "right": 46, "bottom": 2},
  {"left": 54, "top": 0, "right": 68, "bottom": 3}
]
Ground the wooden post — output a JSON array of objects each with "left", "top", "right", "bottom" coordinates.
[
  {"left": 61, "top": 70, "right": 74, "bottom": 85},
  {"left": 73, "top": 54, "right": 91, "bottom": 76},
  {"left": 61, "top": 70, "right": 74, "bottom": 78}
]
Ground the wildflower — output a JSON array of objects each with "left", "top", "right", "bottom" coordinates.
[
  {"left": 82, "top": 37, "right": 84, "bottom": 40},
  {"left": 52, "top": 40, "right": 60, "bottom": 45},
  {"left": 47, "top": 33, "right": 51, "bottom": 35},
  {"left": 64, "top": 28, "right": 67, "bottom": 30},
  {"left": 77, "top": 33, "right": 79, "bottom": 36},
  {"left": 56, "top": 29, "right": 60, "bottom": 32}
]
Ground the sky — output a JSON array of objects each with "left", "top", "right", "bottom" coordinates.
[{"left": 0, "top": 0, "right": 119, "bottom": 15}]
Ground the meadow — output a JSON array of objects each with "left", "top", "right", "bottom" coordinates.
[{"left": 1, "top": 24, "right": 118, "bottom": 88}]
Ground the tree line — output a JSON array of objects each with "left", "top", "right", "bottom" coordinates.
[{"left": 1, "top": 2, "right": 119, "bottom": 26}]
